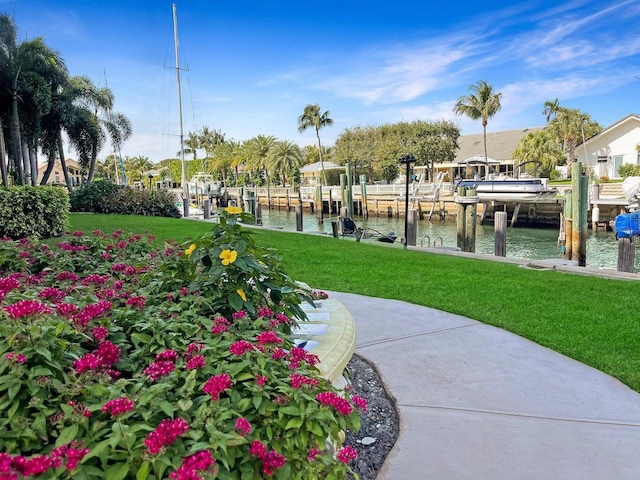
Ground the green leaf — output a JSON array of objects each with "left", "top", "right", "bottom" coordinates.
[
  {"left": 177, "top": 399, "right": 193, "bottom": 411},
  {"left": 106, "top": 462, "right": 130, "bottom": 480},
  {"left": 229, "top": 293, "right": 243, "bottom": 311},
  {"left": 136, "top": 461, "right": 150, "bottom": 480},
  {"left": 285, "top": 417, "right": 303, "bottom": 430},
  {"left": 132, "top": 333, "right": 153, "bottom": 344},
  {"left": 159, "top": 401, "right": 175, "bottom": 417},
  {"left": 56, "top": 424, "right": 79, "bottom": 446},
  {"left": 82, "top": 439, "right": 111, "bottom": 462},
  {"left": 252, "top": 395, "right": 262, "bottom": 410}
]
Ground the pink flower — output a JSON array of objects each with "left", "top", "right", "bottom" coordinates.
[
  {"left": 257, "top": 331, "right": 283, "bottom": 345},
  {"left": 50, "top": 441, "right": 90, "bottom": 471},
  {"left": 92, "top": 326, "right": 109, "bottom": 342},
  {"left": 308, "top": 447, "right": 322, "bottom": 462},
  {"left": 261, "top": 450, "right": 286, "bottom": 476},
  {"left": 229, "top": 340, "right": 254, "bottom": 356},
  {"left": 4, "top": 299, "right": 52, "bottom": 319},
  {"left": 351, "top": 394, "right": 368, "bottom": 411},
  {"left": 211, "top": 317, "right": 230, "bottom": 334},
  {"left": 185, "top": 355, "right": 205, "bottom": 370},
  {"left": 0, "top": 276, "right": 21, "bottom": 293},
  {"left": 56, "top": 302, "right": 78, "bottom": 317},
  {"left": 72, "top": 353, "right": 102, "bottom": 375},
  {"left": 257, "top": 307, "right": 273, "bottom": 317},
  {"left": 125, "top": 295, "right": 147, "bottom": 309},
  {"left": 316, "top": 392, "right": 353, "bottom": 416},
  {"left": 249, "top": 440, "right": 267, "bottom": 458},
  {"left": 67, "top": 401, "right": 92, "bottom": 418},
  {"left": 55, "top": 271, "right": 79, "bottom": 283},
  {"left": 184, "top": 343, "right": 204, "bottom": 357},
  {"left": 202, "top": 373, "right": 232, "bottom": 400},
  {"left": 5, "top": 352, "right": 26, "bottom": 364},
  {"left": 336, "top": 445, "right": 358, "bottom": 463},
  {"left": 170, "top": 450, "right": 215, "bottom": 479},
  {"left": 145, "top": 418, "right": 190, "bottom": 454},
  {"left": 256, "top": 375, "right": 267, "bottom": 386},
  {"left": 102, "top": 397, "right": 134, "bottom": 417},
  {"left": 290, "top": 373, "right": 319, "bottom": 390},
  {"left": 231, "top": 310, "right": 246, "bottom": 320},
  {"left": 96, "top": 341, "right": 120, "bottom": 366},
  {"left": 234, "top": 417, "right": 252, "bottom": 436},
  {"left": 143, "top": 361, "right": 175, "bottom": 381},
  {"left": 155, "top": 350, "right": 179, "bottom": 362}
]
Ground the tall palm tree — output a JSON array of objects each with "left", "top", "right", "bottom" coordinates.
[
  {"left": 453, "top": 80, "right": 502, "bottom": 174},
  {"left": 269, "top": 140, "right": 303, "bottom": 185},
  {"left": 245, "top": 135, "right": 276, "bottom": 185},
  {"left": 548, "top": 108, "right": 601, "bottom": 172},
  {"left": 68, "top": 76, "right": 131, "bottom": 182},
  {"left": 197, "top": 126, "right": 225, "bottom": 174},
  {"left": 297, "top": 104, "right": 333, "bottom": 185},
  {"left": 0, "top": 14, "right": 67, "bottom": 185},
  {"left": 179, "top": 131, "right": 199, "bottom": 161},
  {"left": 542, "top": 98, "right": 560, "bottom": 123}
]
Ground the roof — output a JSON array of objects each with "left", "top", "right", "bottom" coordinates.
[
  {"left": 455, "top": 127, "right": 547, "bottom": 163},
  {"left": 299, "top": 161, "right": 344, "bottom": 173},
  {"left": 582, "top": 113, "right": 640, "bottom": 145}
]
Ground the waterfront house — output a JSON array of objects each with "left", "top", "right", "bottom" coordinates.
[
  {"left": 37, "top": 158, "right": 83, "bottom": 187},
  {"left": 575, "top": 113, "right": 640, "bottom": 180}
]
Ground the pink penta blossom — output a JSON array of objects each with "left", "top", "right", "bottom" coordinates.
[
  {"left": 257, "top": 307, "right": 273, "bottom": 317},
  {"left": 351, "top": 394, "right": 368, "bottom": 411},
  {"left": 257, "top": 331, "right": 283, "bottom": 345},
  {"left": 143, "top": 361, "right": 176, "bottom": 381},
  {"left": 248, "top": 440, "right": 287, "bottom": 475},
  {"left": 185, "top": 355, "right": 205, "bottom": 370},
  {"left": 249, "top": 440, "right": 267, "bottom": 459},
  {"left": 92, "top": 326, "right": 109, "bottom": 342},
  {"left": 336, "top": 445, "right": 358, "bottom": 463},
  {"left": 125, "top": 295, "right": 147, "bottom": 309},
  {"left": 4, "top": 299, "right": 52, "bottom": 319},
  {"left": 307, "top": 447, "right": 322, "bottom": 462},
  {"left": 170, "top": 450, "right": 215, "bottom": 480},
  {"left": 5, "top": 352, "right": 26, "bottom": 364},
  {"left": 316, "top": 392, "right": 353, "bottom": 416},
  {"left": 39, "top": 287, "right": 66, "bottom": 303},
  {"left": 95, "top": 341, "right": 120, "bottom": 366},
  {"left": 145, "top": 418, "right": 190, "bottom": 454},
  {"left": 256, "top": 375, "right": 267, "bottom": 386},
  {"left": 0, "top": 276, "right": 21, "bottom": 293},
  {"left": 202, "top": 373, "right": 232, "bottom": 400},
  {"left": 231, "top": 310, "right": 246, "bottom": 320},
  {"left": 289, "top": 373, "right": 319, "bottom": 390},
  {"left": 102, "top": 397, "right": 134, "bottom": 417},
  {"left": 234, "top": 417, "right": 252, "bottom": 436},
  {"left": 56, "top": 302, "right": 78, "bottom": 317},
  {"left": 72, "top": 353, "right": 102, "bottom": 374},
  {"left": 229, "top": 340, "right": 254, "bottom": 356},
  {"left": 155, "top": 350, "right": 179, "bottom": 362},
  {"left": 67, "top": 401, "right": 92, "bottom": 418},
  {"left": 50, "top": 441, "right": 90, "bottom": 471},
  {"left": 211, "top": 317, "right": 230, "bottom": 334},
  {"left": 55, "top": 271, "right": 79, "bottom": 282}
]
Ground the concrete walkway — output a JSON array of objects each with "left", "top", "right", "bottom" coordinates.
[{"left": 328, "top": 291, "right": 640, "bottom": 480}]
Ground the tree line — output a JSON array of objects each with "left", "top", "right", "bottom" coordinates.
[{"left": 1, "top": 10, "right": 604, "bottom": 190}]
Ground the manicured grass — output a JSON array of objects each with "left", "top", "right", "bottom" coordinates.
[{"left": 69, "top": 213, "right": 640, "bottom": 392}]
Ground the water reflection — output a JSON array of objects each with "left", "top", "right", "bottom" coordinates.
[{"left": 251, "top": 209, "right": 638, "bottom": 272}]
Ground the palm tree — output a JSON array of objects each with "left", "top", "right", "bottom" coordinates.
[
  {"left": 197, "top": 126, "right": 225, "bottom": 174},
  {"left": 67, "top": 76, "right": 131, "bottom": 182},
  {"left": 269, "top": 140, "right": 303, "bottom": 185},
  {"left": 0, "top": 14, "right": 67, "bottom": 185},
  {"left": 548, "top": 108, "right": 601, "bottom": 172},
  {"left": 245, "top": 135, "right": 276, "bottom": 185},
  {"left": 542, "top": 98, "right": 560, "bottom": 123},
  {"left": 512, "top": 130, "right": 563, "bottom": 177},
  {"left": 453, "top": 80, "right": 502, "bottom": 175},
  {"left": 179, "top": 132, "right": 199, "bottom": 161},
  {"left": 297, "top": 104, "right": 333, "bottom": 185}
]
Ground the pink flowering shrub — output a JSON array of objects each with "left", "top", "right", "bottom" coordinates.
[{"left": 0, "top": 212, "right": 362, "bottom": 479}]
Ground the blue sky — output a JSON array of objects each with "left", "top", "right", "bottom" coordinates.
[{"left": 4, "top": 0, "right": 640, "bottom": 163}]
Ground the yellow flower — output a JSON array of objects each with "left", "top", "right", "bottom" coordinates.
[
  {"left": 237, "top": 289, "right": 247, "bottom": 301},
  {"left": 225, "top": 205, "right": 242, "bottom": 215},
  {"left": 219, "top": 249, "right": 238, "bottom": 265},
  {"left": 184, "top": 243, "right": 196, "bottom": 256}
]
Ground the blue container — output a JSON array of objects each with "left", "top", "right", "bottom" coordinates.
[{"left": 614, "top": 212, "right": 640, "bottom": 239}]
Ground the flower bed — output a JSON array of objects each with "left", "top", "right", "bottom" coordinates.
[{"left": 0, "top": 208, "right": 364, "bottom": 479}]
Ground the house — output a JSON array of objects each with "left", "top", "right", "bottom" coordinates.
[
  {"left": 424, "top": 127, "right": 546, "bottom": 181},
  {"left": 37, "top": 158, "right": 83, "bottom": 187},
  {"left": 299, "top": 161, "right": 344, "bottom": 185},
  {"left": 576, "top": 113, "right": 640, "bottom": 179}
]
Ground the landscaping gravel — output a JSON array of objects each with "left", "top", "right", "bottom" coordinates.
[{"left": 345, "top": 353, "right": 399, "bottom": 480}]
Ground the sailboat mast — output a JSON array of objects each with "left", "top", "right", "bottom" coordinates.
[{"left": 173, "top": 3, "right": 186, "bottom": 199}]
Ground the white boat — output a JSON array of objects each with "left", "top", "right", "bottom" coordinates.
[
  {"left": 455, "top": 176, "right": 556, "bottom": 202},
  {"left": 187, "top": 173, "right": 221, "bottom": 195}
]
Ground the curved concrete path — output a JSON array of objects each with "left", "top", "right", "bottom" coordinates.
[{"left": 328, "top": 291, "right": 640, "bottom": 480}]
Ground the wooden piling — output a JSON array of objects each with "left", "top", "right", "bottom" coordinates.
[
  {"left": 295, "top": 204, "right": 303, "bottom": 232},
  {"left": 407, "top": 209, "right": 418, "bottom": 246},
  {"left": 571, "top": 163, "right": 588, "bottom": 266},
  {"left": 346, "top": 163, "right": 354, "bottom": 217},
  {"left": 331, "top": 221, "right": 339, "bottom": 238},
  {"left": 203, "top": 199, "right": 211, "bottom": 219},
  {"left": 563, "top": 191, "right": 573, "bottom": 260},
  {"left": 315, "top": 185, "right": 323, "bottom": 220},
  {"left": 456, "top": 187, "right": 466, "bottom": 251},
  {"left": 465, "top": 189, "right": 478, "bottom": 253},
  {"left": 494, "top": 211, "right": 507, "bottom": 257},
  {"left": 360, "top": 175, "right": 369, "bottom": 218},
  {"left": 618, "top": 236, "right": 636, "bottom": 272},
  {"left": 256, "top": 202, "right": 262, "bottom": 225}
]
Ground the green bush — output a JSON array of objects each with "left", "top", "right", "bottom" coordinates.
[
  {"left": 69, "top": 180, "right": 122, "bottom": 213},
  {"left": 0, "top": 208, "right": 362, "bottom": 479},
  {"left": 103, "top": 188, "right": 181, "bottom": 218},
  {"left": 0, "top": 186, "right": 69, "bottom": 239},
  {"left": 70, "top": 181, "right": 181, "bottom": 218},
  {"left": 618, "top": 164, "right": 640, "bottom": 178}
]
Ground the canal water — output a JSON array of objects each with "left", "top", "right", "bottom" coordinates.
[{"left": 251, "top": 208, "right": 639, "bottom": 273}]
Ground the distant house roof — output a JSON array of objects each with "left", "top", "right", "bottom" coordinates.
[
  {"left": 455, "top": 127, "right": 547, "bottom": 163},
  {"left": 299, "top": 161, "right": 344, "bottom": 173},
  {"left": 581, "top": 113, "right": 640, "bottom": 146}
]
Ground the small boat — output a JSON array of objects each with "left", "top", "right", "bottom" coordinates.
[
  {"left": 188, "top": 173, "right": 221, "bottom": 195},
  {"left": 342, "top": 218, "right": 397, "bottom": 243},
  {"left": 455, "top": 176, "right": 556, "bottom": 202}
]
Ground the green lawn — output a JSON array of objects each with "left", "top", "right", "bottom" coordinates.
[{"left": 69, "top": 213, "right": 640, "bottom": 392}]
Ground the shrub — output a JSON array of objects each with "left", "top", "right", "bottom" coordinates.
[
  {"left": 0, "top": 208, "right": 362, "bottom": 479},
  {"left": 69, "top": 180, "right": 122, "bottom": 213},
  {"left": 0, "top": 186, "right": 69, "bottom": 239},
  {"left": 618, "top": 164, "right": 640, "bottom": 178}
]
